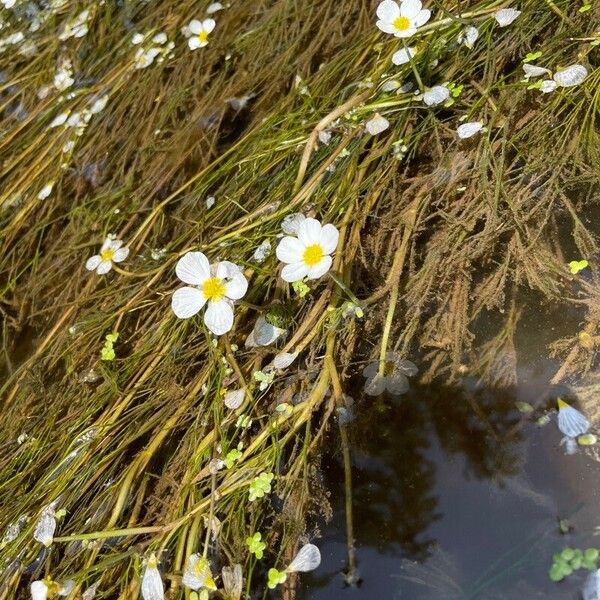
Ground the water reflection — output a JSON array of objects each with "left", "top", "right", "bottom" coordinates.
[{"left": 299, "top": 377, "right": 600, "bottom": 599}]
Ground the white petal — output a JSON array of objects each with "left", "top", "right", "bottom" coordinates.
[
  {"left": 287, "top": 544, "right": 321, "bottom": 573},
  {"left": 366, "top": 114, "right": 390, "bottom": 135},
  {"left": 318, "top": 224, "right": 339, "bottom": 254},
  {"left": 557, "top": 401, "right": 590, "bottom": 438},
  {"left": 423, "top": 85, "right": 450, "bottom": 106},
  {"left": 176, "top": 252, "right": 210, "bottom": 285},
  {"left": 188, "top": 19, "right": 202, "bottom": 34},
  {"left": 365, "top": 374, "right": 386, "bottom": 395},
  {"left": 224, "top": 389, "right": 245, "bottom": 410},
  {"left": 553, "top": 64, "right": 588, "bottom": 87},
  {"left": 494, "top": 8, "right": 521, "bottom": 26},
  {"left": 85, "top": 255, "right": 101, "bottom": 271},
  {"left": 100, "top": 237, "right": 113, "bottom": 252},
  {"left": 281, "top": 213, "right": 306, "bottom": 235},
  {"left": 457, "top": 121, "right": 483, "bottom": 139},
  {"left": 30, "top": 581, "right": 48, "bottom": 600},
  {"left": 376, "top": 20, "right": 400, "bottom": 34},
  {"left": 540, "top": 79, "right": 557, "bottom": 93},
  {"left": 276, "top": 236, "right": 305, "bottom": 264},
  {"left": 394, "top": 26, "right": 417, "bottom": 38},
  {"left": 207, "top": 2, "right": 224, "bottom": 14},
  {"left": 376, "top": 0, "right": 400, "bottom": 21},
  {"left": 202, "top": 19, "right": 216, "bottom": 33},
  {"left": 522, "top": 63, "right": 550, "bottom": 79},
  {"left": 400, "top": 0, "right": 422, "bottom": 18},
  {"left": 33, "top": 508, "right": 56, "bottom": 547},
  {"left": 297, "top": 217, "right": 322, "bottom": 245},
  {"left": 182, "top": 553, "right": 214, "bottom": 590},
  {"left": 281, "top": 262, "right": 310, "bottom": 282},
  {"left": 306, "top": 255, "right": 332, "bottom": 280},
  {"left": 216, "top": 261, "right": 248, "bottom": 300},
  {"left": 188, "top": 37, "right": 202, "bottom": 50},
  {"left": 413, "top": 9, "right": 431, "bottom": 27},
  {"left": 248, "top": 316, "right": 285, "bottom": 346},
  {"left": 96, "top": 260, "right": 113, "bottom": 275},
  {"left": 204, "top": 300, "right": 234, "bottom": 335},
  {"left": 392, "top": 47, "right": 416, "bottom": 65},
  {"left": 273, "top": 352, "right": 298, "bottom": 370},
  {"left": 112, "top": 247, "right": 129, "bottom": 263},
  {"left": 107, "top": 239, "right": 123, "bottom": 251},
  {"left": 172, "top": 287, "right": 205, "bottom": 319},
  {"left": 459, "top": 26, "right": 479, "bottom": 48},
  {"left": 141, "top": 561, "right": 164, "bottom": 600}
]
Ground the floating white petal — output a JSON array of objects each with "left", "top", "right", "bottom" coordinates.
[
  {"left": 287, "top": 544, "right": 321, "bottom": 573},
  {"left": 224, "top": 389, "right": 245, "bottom": 410},
  {"left": 540, "top": 79, "right": 557, "bottom": 94},
  {"left": 246, "top": 316, "right": 286, "bottom": 347},
  {"left": 392, "top": 47, "right": 416, "bottom": 65},
  {"left": 457, "top": 121, "right": 483, "bottom": 139},
  {"left": 273, "top": 352, "right": 298, "bottom": 370},
  {"left": 422, "top": 85, "right": 450, "bottom": 106},
  {"left": 522, "top": 63, "right": 550, "bottom": 79},
  {"left": 365, "top": 114, "right": 390, "bottom": 135},
  {"left": 494, "top": 8, "right": 521, "bottom": 26},
  {"left": 30, "top": 581, "right": 48, "bottom": 600},
  {"left": 459, "top": 26, "right": 479, "bottom": 49},
  {"left": 33, "top": 505, "right": 56, "bottom": 547},
  {"left": 557, "top": 399, "right": 590, "bottom": 438},
  {"left": 553, "top": 64, "right": 588, "bottom": 87},
  {"left": 281, "top": 213, "right": 306, "bottom": 235}
]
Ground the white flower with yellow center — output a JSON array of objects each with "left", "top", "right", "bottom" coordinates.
[
  {"left": 376, "top": 0, "right": 431, "bottom": 38},
  {"left": 187, "top": 19, "right": 215, "bottom": 49},
  {"left": 171, "top": 251, "right": 248, "bottom": 335},
  {"left": 85, "top": 238, "right": 129, "bottom": 275},
  {"left": 141, "top": 554, "right": 164, "bottom": 600},
  {"left": 276, "top": 217, "right": 339, "bottom": 282}
]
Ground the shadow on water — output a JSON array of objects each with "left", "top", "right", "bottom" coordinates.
[{"left": 298, "top": 374, "right": 600, "bottom": 599}]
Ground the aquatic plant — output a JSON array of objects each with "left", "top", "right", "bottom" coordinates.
[{"left": 0, "top": 0, "right": 598, "bottom": 596}]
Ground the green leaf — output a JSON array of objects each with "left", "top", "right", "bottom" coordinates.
[
  {"left": 267, "top": 568, "right": 287, "bottom": 589},
  {"left": 549, "top": 565, "right": 564, "bottom": 582},
  {"left": 524, "top": 51, "right": 543, "bottom": 63},
  {"left": 585, "top": 548, "right": 599, "bottom": 562},
  {"left": 579, "top": 4, "right": 592, "bottom": 12}
]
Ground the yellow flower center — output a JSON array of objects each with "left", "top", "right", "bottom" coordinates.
[
  {"left": 393, "top": 16, "right": 411, "bottom": 31},
  {"left": 203, "top": 277, "right": 226, "bottom": 301},
  {"left": 303, "top": 244, "right": 324, "bottom": 267},
  {"left": 198, "top": 31, "right": 209, "bottom": 43},
  {"left": 100, "top": 249, "right": 114, "bottom": 261}
]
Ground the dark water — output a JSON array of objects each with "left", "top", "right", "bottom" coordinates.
[{"left": 298, "top": 371, "right": 600, "bottom": 599}]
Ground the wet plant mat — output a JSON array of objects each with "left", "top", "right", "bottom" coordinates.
[{"left": 0, "top": 0, "right": 599, "bottom": 598}]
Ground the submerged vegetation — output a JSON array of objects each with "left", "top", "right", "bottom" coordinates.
[{"left": 0, "top": 0, "right": 599, "bottom": 597}]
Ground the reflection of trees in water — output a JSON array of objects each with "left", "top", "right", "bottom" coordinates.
[{"left": 340, "top": 380, "right": 522, "bottom": 562}]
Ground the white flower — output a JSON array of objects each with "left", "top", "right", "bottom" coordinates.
[
  {"left": 132, "top": 33, "right": 145, "bottom": 45},
  {"left": 458, "top": 25, "right": 479, "bottom": 49},
  {"left": 457, "top": 121, "right": 483, "bottom": 139},
  {"left": 422, "top": 84, "right": 450, "bottom": 106},
  {"left": 37, "top": 182, "right": 54, "bottom": 200},
  {"left": 205, "top": 195, "right": 216, "bottom": 209},
  {"left": 85, "top": 238, "right": 130, "bottom": 275},
  {"left": 252, "top": 240, "right": 271, "bottom": 263},
  {"left": 187, "top": 19, "right": 215, "bottom": 49},
  {"left": 30, "top": 581, "right": 48, "bottom": 600},
  {"left": 391, "top": 46, "right": 416, "bottom": 65},
  {"left": 171, "top": 252, "right": 248, "bottom": 335},
  {"left": 33, "top": 505, "right": 56, "bottom": 547},
  {"left": 182, "top": 554, "right": 217, "bottom": 590},
  {"left": 141, "top": 555, "right": 164, "bottom": 600},
  {"left": 494, "top": 8, "right": 521, "bottom": 27},
  {"left": 376, "top": 0, "right": 431, "bottom": 38},
  {"left": 224, "top": 389, "right": 245, "bottom": 410},
  {"left": 273, "top": 351, "right": 298, "bottom": 370},
  {"left": 276, "top": 217, "right": 339, "bottom": 282},
  {"left": 365, "top": 114, "right": 390, "bottom": 135},
  {"left": 557, "top": 399, "right": 590, "bottom": 438},
  {"left": 152, "top": 32, "right": 167, "bottom": 45},
  {"left": 522, "top": 63, "right": 550, "bottom": 80},
  {"left": 245, "top": 316, "right": 286, "bottom": 347},
  {"left": 540, "top": 79, "right": 557, "bottom": 94},
  {"left": 207, "top": 2, "right": 224, "bottom": 13},
  {"left": 2, "top": 0, "right": 16, "bottom": 7},
  {"left": 286, "top": 544, "right": 321, "bottom": 573},
  {"left": 553, "top": 64, "right": 588, "bottom": 87},
  {"left": 281, "top": 213, "right": 306, "bottom": 235}
]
